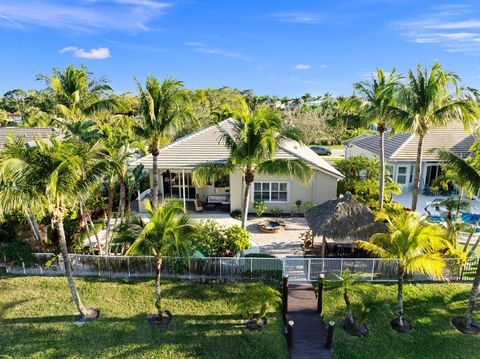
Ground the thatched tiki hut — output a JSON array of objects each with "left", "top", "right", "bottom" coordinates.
[{"left": 305, "top": 192, "right": 387, "bottom": 257}]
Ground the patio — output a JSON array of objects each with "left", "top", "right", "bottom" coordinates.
[{"left": 392, "top": 191, "right": 480, "bottom": 216}]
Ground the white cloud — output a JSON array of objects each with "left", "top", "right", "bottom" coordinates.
[
  {"left": 294, "top": 64, "right": 311, "bottom": 70},
  {"left": 270, "top": 12, "right": 323, "bottom": 24},
  {"left": 60, "top": 46, "right": 111, "bottom": 59},
  {"left": 395, "top": 5, "right": 480, "bottom": 54},
  {"left": 0, "top": 1, "right": 171, "bottom": 32}
]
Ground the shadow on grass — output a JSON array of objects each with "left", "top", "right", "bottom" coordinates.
[{"left": 1, "top": 311, "right": 286, "bottom": 359}]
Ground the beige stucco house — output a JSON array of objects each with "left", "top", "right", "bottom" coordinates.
[
  {"left": 136, "top": 119, "right": 343, "bottom": 214},
  {"left": 343, "top": 122, "right": 476, "bottom": 192}
]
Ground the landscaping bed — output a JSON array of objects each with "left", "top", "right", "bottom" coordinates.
[
  {"left": 0, "top": 275, "right": 287, "bottom": 358},
  {"left": 323, "top": 282, "right": 480, "bottom": 359}
]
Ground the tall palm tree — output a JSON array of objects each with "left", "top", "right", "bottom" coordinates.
[
  {"left": 349, "top": 68, "right": 402, "bottom": 210},
  {"left": 135, "top": 76, "right": 195, "bottom": 209},
  {"left": 125, "top": 201, "right": 196, "bottom": 319},
  {"left": 0, "top": 137, "right": 105, "bottom": 319},
  {"left": 192, "top": 107, "right": 312, "bottom": 228},
  {"left": 356, "top": 211, "right": 449, "bottom": 331},
  {"left": 37, "top": 65, "right": 114, "bottom": 122},
  {"left": 390, "top": 62, "right": 479, "bottom": 211}
]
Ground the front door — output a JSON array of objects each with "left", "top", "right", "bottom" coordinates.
[{"left": 424, "top": 165, "right": 441, "bottom": 189}]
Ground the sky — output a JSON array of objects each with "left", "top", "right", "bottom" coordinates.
[{"left": 1, "top": 0, "right": 480, "bottom": 97}]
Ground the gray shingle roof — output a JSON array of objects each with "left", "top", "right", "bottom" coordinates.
[
  {"left": 344, "top": 122, "right": 477, "bottom": 161},
  {"left": 0, "top": 127, "right": 58, "bottom": 148},
  {"left": 137, "top": 119, "right": 343, "bottom": 178}
]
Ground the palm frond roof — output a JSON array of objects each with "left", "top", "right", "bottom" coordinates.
[{"left": 305, "top": 192, "right": 387, "bottom": 244}]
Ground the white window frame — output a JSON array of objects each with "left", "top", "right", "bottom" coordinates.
[
  {"left": 396, "top": 166, "right": 408, "bottom": 185},
  {"left": 252, "top": 181, "right": 289, "bottom": 204}
]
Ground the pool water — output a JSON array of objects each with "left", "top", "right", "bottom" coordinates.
[{"left": 427, "top": 213, "right": 480, "bottom": 232}]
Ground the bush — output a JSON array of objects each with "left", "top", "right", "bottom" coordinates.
[
  {"left": 230, "top": 209, "right": 242, "bottom": 220},
  {"left": 254, "top": 200, "right": 266, "bottom": 217},
  {"left": 195, "top": 220, "right": 224, "bottom": 256},
  {"left": 224, "top": 225, "right": 250, "bottom": 252},
  {"left": 0, "top": 240, "right": 34, "bottom": 266},
  {"left": 235, "top": 285, "right": 282, "bottom": 321},
  {"left": 302, "top": 202, "right": 317, "bottom": 213},
  {"left": 270, "top": 207, "right": 282, "bottom": 217}
]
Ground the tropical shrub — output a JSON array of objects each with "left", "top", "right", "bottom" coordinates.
[
  {"left": 302, "top": 201, "right": 317, "bottom": 212},
  {"left": 224, "top": 225, "right": 250, "bottom": 252},
  {"left": 270, "top": 207, "right": 282, "bottom": 217},
  {"left": 254, "top": 200, "right": 267, "bottom": 217},
  {"left": 230, "top": 209, "right": 242, "bottom": 220},
  {"left": 195, "top": 219, "right": 224, "bottom": 256},
  {"left": 235, "top": 285, "right": 282, "bottom": 323},
  {"left": 0, "top": 240, "right": 34, "bottom": 266}
]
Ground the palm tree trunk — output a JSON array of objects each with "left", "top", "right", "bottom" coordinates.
[
  {"left": 466, "top": 217, "right": 480, "bottom": 255},
  {"left": 118, "top": 179, "right": 126, "bottom": 221},
  {"left": 55, "top": 213, "right": 88, "bottom": 318},
  {"left": 241, "top": 170, "right": 254, "bottom": 229},
  {"left": 411, "top": 135, "right": 424, "bottom": 211},
  {"left": 397, "top": 266, "right": 405, "bottom": 326},
  {"left": 152, "top": 152, "right": 159, "bottom": 209},
  {"left": 88, "top": 215, "right": 101, "bottom": 254},
  {"left": 466, "top": 260, "right": 480, "bottom": 328},
  {"left": 79, "top": 202, "right": 95, "bottom": 254},
  {"left": 30, "top": 211, "right": 43, "bottom": 241},
  {"left": 456, "top": 188, "right": 464, "bottom": 221},
  {"left": 344, "top": 289, "right": 354, "bottom": 324},
  {"left": 378, "top": 125, "right": 386, "bottom": 211},
  {"left": 25, "top": 211, "right": 40, "bottom": 242},
  {"left": 155, "top": 256, "right": 163, "bottom": 317},
  {"left": 104, "top": 180, "right": 115, "bottom": 254}
]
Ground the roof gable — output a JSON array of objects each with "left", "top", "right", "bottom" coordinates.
[{"left": 137, "top": 119, "right": 343, "bottom": 178}]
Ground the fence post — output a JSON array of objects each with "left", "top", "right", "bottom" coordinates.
[
  {"left": 317, "top": 274, "right": 325, "bottom": 315},
  {"left": 307, "top": 259, "right": 311, "bottom": 281},
  {"left": 127, "top": 257, "right": 131, "bottom": 278},
  {"left": 250, "top": 258, "right": 253, "bottom": 279},
  {"left": 219, "top": 258, "right": 222, "bottom": 278},
  {"left": 371, "top": 259, "right": 376, "bottom": 281},
  {"left": 22, "top": 261, "right": 26, "bottom": 275},
  {"left": 282, "top": 275, "right": 289, "bottom": 314},
  {"left": 286, "top": 320, "right": 294, "bottom": 351},
  {"left": 326, "top": 321, "right": 335, "bottom": 350},
  {"left": 340, "top": 258, "right": 344, "bottom": 277}
]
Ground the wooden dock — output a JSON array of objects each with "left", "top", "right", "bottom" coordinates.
[{"left": 285, "top": 284, "right": 332, "bottom": 359}]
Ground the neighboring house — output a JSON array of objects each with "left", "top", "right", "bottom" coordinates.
[
  {"left": 136, "top": 119, "right": 343, "bottom": 213},
  {"left": 0, "top": 127, "right": 58, "bottom": 149},
  {"left": 343, "top": 122, "right": 477, "bottom": 191}
]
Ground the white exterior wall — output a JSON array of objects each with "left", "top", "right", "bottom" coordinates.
[
  {"left": 344, "top": 144, "right": 377, "bottom": 159},
  {"left": 229, "top": 169, "right": 339, "bottom": 214}
]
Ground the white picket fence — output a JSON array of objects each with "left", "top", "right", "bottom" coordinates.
[{"left": 4, "top": 253, "right": 477, "bottom": 283}]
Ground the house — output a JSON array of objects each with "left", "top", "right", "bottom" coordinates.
[
  {"left": 343, "top": 122, "right": 477, "bottom": 191},
  {"left": 0, "top": 127, "right": 58, "bottom": 149},
  {"left": 136, "top": 119, "right": 343, "bottom": 213}
]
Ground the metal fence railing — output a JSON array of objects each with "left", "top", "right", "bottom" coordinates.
[{"left": 3, "top": 253, "right": 478, "bottom": 283}]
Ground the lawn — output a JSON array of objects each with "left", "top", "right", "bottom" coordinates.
[
  {"left": 0, "top": 275, "right": 287, "bottom": 359},
  {"left": 323, "top": 282, "right": 480, "bottom": 359}
]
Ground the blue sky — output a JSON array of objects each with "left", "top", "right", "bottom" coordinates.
[{"left": 1, "top": 0, "right": 480, "bottom": 97}]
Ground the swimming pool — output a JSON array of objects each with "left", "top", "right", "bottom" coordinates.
[{"left": 427, "top": 212, "right": 480, "bottom": 232}]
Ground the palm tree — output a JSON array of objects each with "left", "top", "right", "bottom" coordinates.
[
  {"left": 326, "top": 269, "right": 362, "bottom": 325},
  {"left": 434, "top": 148, "right": 480, "bottom": 255},
  {"left": 37, "top": 65, "right": 114, "bottom": 122},
  {"left": 0, "top": 137, "right": 105, "bottom": 319},
  {"left": 356, "top": 211, "right": 448, "bottom": 331},
  {"left": 192, "top": 107, "right": 312, "bottom": 228},
  {"left": 390, "top": 62, "right": 479, "bottom": 211},
  {"left": 349, "top": 68, "right": 402, "bottom": 210},
  {"left": 135, "top": 76, "right": 195, "bottom": 209},
  {"left": 125, "top": 200, "right": 196, "bottom": 319}
]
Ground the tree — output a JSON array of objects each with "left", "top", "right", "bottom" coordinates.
[
  {"left": 326, "top": 269, "right": 362, "bottom": 325},
  {"left": 126, "top": 200, "right": 196, "bottom": 319},
  {"left": 337, "top": 155, "right": 380, "bottom": 192},
  {"left": 37, "top": 65, "right": 114, "bottom": 122},
  {"left": 0, "top": 137, "right": 105, "bottom": 319},
  {"left": 192, "top": 107, "right": 312, "bottom": 228},
  {"left": 235, "top": 285, "right": 282, "bottom": 325},
  {"left": 356, "top": 211, "right": 449, "bottom": 331},
  {"left": 390, "top": 62, "right": 479, "bottom": 211},
  {"left": 135, "top": 76, "right": 195, "bottom": 209},
  {"left": 349, "top": 68, "right": 402, "bottom": 210},
  {"left": 434, "top": 147, "right": 480, "bottom": 255}
]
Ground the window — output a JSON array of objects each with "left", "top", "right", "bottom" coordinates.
[
  {"left": 253, "top": 181, "right": 288, "bottom": 203},
  {"left": 397, "top": 166, "right": 407, "bottom": 184}
]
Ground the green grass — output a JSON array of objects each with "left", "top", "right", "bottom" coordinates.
[
  {"left": 323, "top": 282, "right": 480, "bottom": 359},
  {"left": 0, "top": 275, "right": 287, "bottom": 359},
  {"left": 324, "top": 144, "right": 344, "bottom": 150},
  {"left": 458, "top": 243, "right": 480, "bottom": 256}
]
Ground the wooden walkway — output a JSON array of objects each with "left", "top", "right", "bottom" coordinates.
[{"left": 286, "top": 284, "right": 332, "bottom": 359}]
